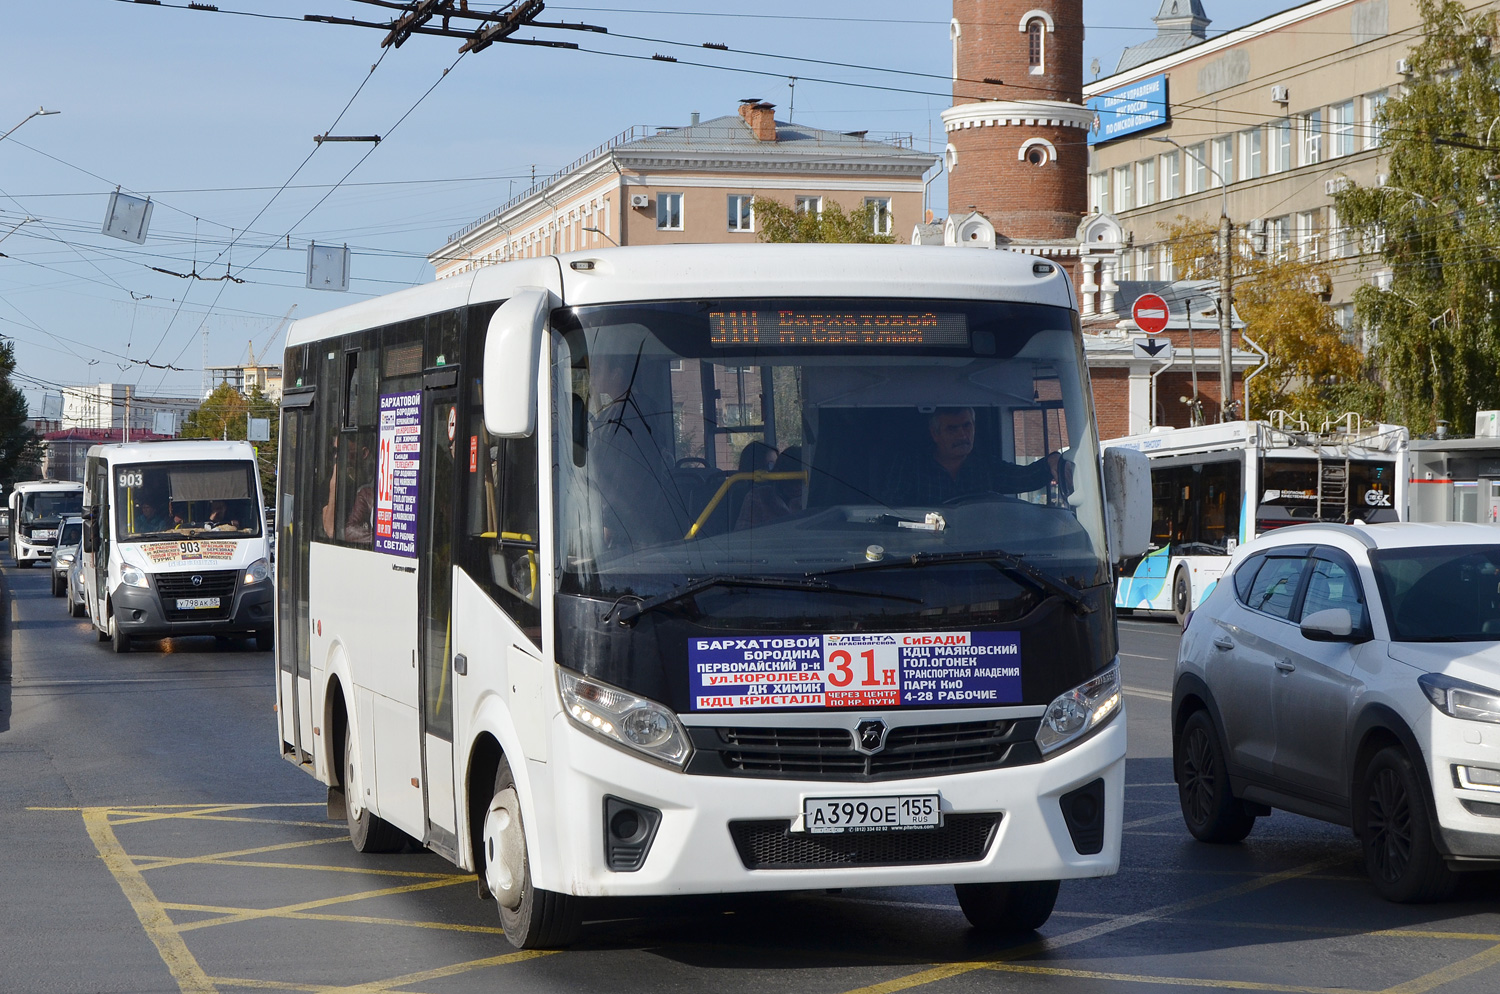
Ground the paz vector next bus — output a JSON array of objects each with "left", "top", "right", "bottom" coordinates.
[{"left": 274, "top": 244, "right": 1151, "bottom": 948}]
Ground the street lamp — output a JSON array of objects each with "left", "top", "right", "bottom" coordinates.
[
  {"left": 0, "top": 107, "right": 60, "bottom": 146},
  {"left": 1152, "top": 135, "right": 1234, "bottom": 422},
  {"left": 582, "top": 226, "right": 619, "bottom": 247}
]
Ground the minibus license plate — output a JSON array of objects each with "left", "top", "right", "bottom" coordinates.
[
  {"left": 801, "top": 794, "right": 941, "bottom": 834},
  {"left": 176, "top": 597, "right": 220, "bottom": 610}
]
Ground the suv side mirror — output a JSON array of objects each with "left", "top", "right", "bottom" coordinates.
[
  {"left": 483, "top": 287, "right": 552, "bottom": 438},
  {"left": 1300, "top": 607, "right": 1369, "bottom": 643},
  {"left": 1103, "top": 447, "right": 1151, "bottom": 563}
]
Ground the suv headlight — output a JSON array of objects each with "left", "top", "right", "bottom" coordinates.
[
  {"left": 558, "top": 669, "right": 692, "bottom": 768},
  {"left": 243, "top": 558, "right": 271, "bottom": 585},
  {"left": 120, "top": 564, "right": 149, "bottom": 588},
  {"left": 1420, "top": 672, "right": 1500, "bottom": 724},
  {"left": 1036, "top": 663, "right": 1122, "bottom": 755}
]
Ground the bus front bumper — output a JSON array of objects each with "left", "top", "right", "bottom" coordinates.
[
  {"left": 527, "top": 709, "right": 1125, "bottom": 897},
  {"left": 111, "top": 580, "right": 273, "bottom": 638}
]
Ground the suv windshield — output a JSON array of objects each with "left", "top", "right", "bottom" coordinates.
[
  {"left": 115, "top": 461, "right": 262, "bottom": 540},
  {"left": 1371, "top": 544, "right": 1500, "bottom": 641},
  {"left": 1257, "top": 458, "right": 1397, "bottom": 530},
  {"left": 21, "top": 491, "right": 82, "bottom": 526},
  {"left": 551, "top": 297, "right": 1108, "bottom": 619}
]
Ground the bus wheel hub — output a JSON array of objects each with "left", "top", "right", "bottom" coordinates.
[{"left": 484, "top": 787, "right": 525, "bottom": 910}]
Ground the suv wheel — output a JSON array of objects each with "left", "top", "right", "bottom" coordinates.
[
  {"left": 1361, "top": 746, "right": 1456, "bottom": 903},
  {"left": 1177, "top": 709, "right": 1256, "bottom": 843}
]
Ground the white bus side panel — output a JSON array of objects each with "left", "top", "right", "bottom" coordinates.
[{"left": 310, "top": 542, "right": 423, "bottom": 837}]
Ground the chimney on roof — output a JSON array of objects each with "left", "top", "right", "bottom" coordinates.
[
  {"left": 691, "top": 111, "right": 700, "bottom": 125},
  {"left": 739, "top": 99, "right": 777, "bottom": 142}
]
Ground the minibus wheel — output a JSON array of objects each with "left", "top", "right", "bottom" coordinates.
[
  {"left": 343, "top": 724, "right": 408, "bottom": 853},
  {"left": 109, "top": 612, "right": 131, "bottom": 654},
  {"left": 485, "top": 755, "right": 580, "bottom": 949},
  {"left": 954, "top": 879, "right": 1059, "bottom": 933}
]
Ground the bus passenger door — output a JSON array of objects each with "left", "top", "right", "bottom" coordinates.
[
  {"left": 418, "top": 376, "right": 460, "bottom": 850},
  {"left": 277, "top": 406, "right": 315, "bottom": 764}
]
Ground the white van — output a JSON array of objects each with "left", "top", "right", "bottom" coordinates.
[
  {"left": 82, "top": 440, "right": 273, "bottom": 653},
  {"left": 9, "top": 480, "right": 85, "bottom": 567}
]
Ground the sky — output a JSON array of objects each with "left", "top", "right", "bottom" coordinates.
[{"left": 0, "top": 0, "right": 1294, "bottom": 412}]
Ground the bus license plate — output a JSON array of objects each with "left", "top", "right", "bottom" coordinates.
[
  {"left": 176, "top": 597, "right": 220, "bottom": 610},
  {"left": 801, "top": 794, "right": 941, "bottom": 834}
]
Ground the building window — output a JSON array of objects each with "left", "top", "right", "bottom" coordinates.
[
  {"left": 1161, "top": 151, "right": 1180, "bottom": 199},
  {"left": 1364, "top": 90, "right": 1388, "bottom": 147},
  {"left": 1138, "top": 158, "right": 1156, "bottom": 207},
  {"left": 1212, "top": 136, "right": 1235, "bottom": 188},
  {"left": 1270, "top": 118, "right": 1292, "bottom": 173},
  {"left": 1240, "top": 128, "right": 1263, "bottom": 180},
  {"left": 1296, "top": 210, "right": 1319, "bottom": 260},
  {"left": 945, "top": 143, "right": 958, "bottom": 172},
  {"left": 794, "top": 195, "right": 822, "bottom": 215},
  {"left": 1300, "top": 111, "right": 1322, "bottom": 166},
  {"left": 864, "top": 197, "right": 893, "bottom": 235},
  {"left": 1160, "top": 245, "right": 1175, "bottom": 281},
  {"left": 1090, "top": 171, "right": 1109, "bottom": 214},
  {"left": 1186, "top": 143, "right": 1208, "bottom": 194},
  {"left": 727, "top": 194, "right": 754, "bottom": 232},
  {"left": 1112, "top": 164, "right": 1134, "bottom": 211},
  {"left": 1330, "top": 100, "right": 1355, "bottom": 157},
  {"left": 1027, "top": 19, "right": 1045, "bottom": 73},
  {"left": 1269, "top": 215, "right": 1291, "bottom": 260},
  {"left": 1139, "top": 245, "right": 1157, "bottom": 281},
  {"left": 657, "top": 192, "right": 683, "bottom": 230}
]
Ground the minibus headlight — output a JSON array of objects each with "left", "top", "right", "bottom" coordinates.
[
  {"left": 1036, "top": 663, "right": 1122, "bottom": 755},
  {"left": 1420, "top": 672, "right": 1500, "bottom": 724},
  {"left": 120, "top": 564, "right": 149, "bottom": 589},
  {"left": 243, "top": 558, "right": 271, "bottom": 585},
  {"left": 558, "top": 669, "right": 692, "bottom": 768}
]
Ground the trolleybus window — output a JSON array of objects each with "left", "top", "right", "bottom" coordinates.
[{"left": 1257, "top": 458, "right": 1397, "bottom": 530}]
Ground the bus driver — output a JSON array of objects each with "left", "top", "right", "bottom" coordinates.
[{"left": 886, "top": 406, "right": 1068, "bottom": 505}]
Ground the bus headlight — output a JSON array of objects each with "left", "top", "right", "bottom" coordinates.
[
  {"left": 558, "top": 669, "right": 692, "bottom": 768},
  {"left": 242, "top": 558, "right": 271, "bottom": 585},
  {"left": 1036, "top": 663, "right": 1122, "bottom": 755},
  {"left": 120, "top": 564, "right": 149, "bottom": 588}
]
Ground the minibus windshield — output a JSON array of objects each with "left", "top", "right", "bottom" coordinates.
[{"left": 115, "top": 461, "right": 262, "bottom": 540}]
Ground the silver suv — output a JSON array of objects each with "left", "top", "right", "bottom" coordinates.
[{"left": 1175, "top": 522, "right": 1500, "bottom": 902}]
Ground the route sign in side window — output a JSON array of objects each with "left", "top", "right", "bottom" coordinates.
[
  {"left": 1244, "top": 556, "right": 1308, "bottom": 620},
  {"left": 1300, "top": 555, "right": 1367, "bottom": 630}
]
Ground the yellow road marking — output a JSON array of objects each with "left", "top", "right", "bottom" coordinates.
[
  {"left": 117, "top": 813, "right": 346, "bottom": 830},
  {"left": 172, "top": 878, "right": 470, "bottom": 933},
  {"left": 30, "top": 803, "right": 324, "bottom": 811},
  {"left": 109, "top": 804, "right": 281, "bottom": 827},
  {"left": 132, "top": 837, "right": 347, "bottom": 872},
  {"left": 988, "top": 963, "right": 1372, "bottom": 992},
  {"left": 205, "top": 980, "right": 330, "bottom": 992},
  {"left": 1380, "top": 943, "right": 1500, "bottom": 994},
  {"left": 81, "top": 808, "right": 219, "bottom": 994},
  {"left": 149, "top": 857, "right": 462, "bottom": 880},
  {"left": 1123, "top": 810, "right": 1185, "bottom": 830},
  {"left": 164, "top": 903, "right": 504, "bottom": 935},
  {"left": 305, "top": 949, "right": 558, "bottom": 993},
  {"left": 839, "top": 855, "right": 1346, "bottom": 994}
]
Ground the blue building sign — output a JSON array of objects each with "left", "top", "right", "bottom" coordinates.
[{"left": 1087, "top": 74, "right": 1170, "bottom": 145}]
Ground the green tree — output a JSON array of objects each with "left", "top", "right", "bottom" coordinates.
[
  {"left": 1158, "top": 217, "right": 1368, "bottom": 421},
  {"left": 755, "top": 198, "right": 896, "bottom": 244},
  {"left": 180, "top": 382, "right": 279, "bottom": 499},
  {"left": 1333, "top": 0, "right": 1500, "bottom": 432},
  {"left": 0, "top": 341, "right": 38, "bottom": 493}
]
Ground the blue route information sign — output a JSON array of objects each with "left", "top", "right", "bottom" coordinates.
[{"left": 688, "top": 630, "right": 1022, "bottom": 711}]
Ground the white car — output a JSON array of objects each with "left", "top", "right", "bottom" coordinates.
[{"left": 1174, "top": 522, "right": 1500, "bottom": 902}]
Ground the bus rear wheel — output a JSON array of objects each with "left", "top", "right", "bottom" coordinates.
[
  {"left": 485, "top": 755, "right": 581, "bottom": 949},
  {"left": 1172, "top": 569, "right": 1192, "bottom": 627},
  {"left": 954, "top": 879, "right": 1059, "bottom": 933},
  {"left": 343, "top": 724, "right": 408, "bottom": 854}
]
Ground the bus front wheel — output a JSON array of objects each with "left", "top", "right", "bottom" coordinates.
[
  {"left": 485, "top": 756, "right": 580, "bottom": 949},
  {"left": 954, "top": 879, "right": 1059, "bottom": 933}
]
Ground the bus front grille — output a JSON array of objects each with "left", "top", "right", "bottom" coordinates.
[
  {"left": 686, "top": 719, "right": 1040, "bottom": 781},
  {"left": 728, "top": 814, "right": 1000, "bottom": 869},
  {"left": 156, "top": 570, "right": 239, "bottom": 621}
]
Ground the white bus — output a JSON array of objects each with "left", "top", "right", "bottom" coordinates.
[
  {"left": 275, "top": 245, "right": 1149, "bottom": 948},
  {"left": 81, "top": 440, "right": 273, "bottom": 653},
  {"left": 1105, "top": 416, "right": 1407, "bottom": 624},
  {"left": 9, "top": 480, "right": 84, "bottom": 567}
]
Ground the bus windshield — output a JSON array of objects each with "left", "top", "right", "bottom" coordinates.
[
  {"left": 1257, "top": 458, "right": 1398, "bottom": 530},
  {"left": 21, "top": 490, "right": 82, "bottom": 526},
  {"left": 115, "top": 461, "right": 262, "bottom": 540},
  {"left": 551, "top": 298, "right": 1109, "bottom": 620}
]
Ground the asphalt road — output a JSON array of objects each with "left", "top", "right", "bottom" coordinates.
[{"left": 2, "top": 560, "right": 1499, "bottom": 994}]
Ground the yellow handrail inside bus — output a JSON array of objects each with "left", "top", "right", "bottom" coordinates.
[{"left": 684, "top": 471, "right": 808, "bottom": 540}]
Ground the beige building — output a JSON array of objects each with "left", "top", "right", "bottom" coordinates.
[
  {"left": 1084, "top": 0, "right": 1418, "bottom": 348},
  {"left": 431, "top": 102, "right": 937, "bottom": 278}
]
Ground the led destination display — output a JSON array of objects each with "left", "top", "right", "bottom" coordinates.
[
  {"left": 688, "top": 630, "right": 1023, "bottom": 710},
  {"left": 709, "top": 309, "right": 969, "bottom": 347}
]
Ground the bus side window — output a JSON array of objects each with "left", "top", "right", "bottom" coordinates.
[{"left": 465, "top": 393, "right": 541, "bottom": 647}]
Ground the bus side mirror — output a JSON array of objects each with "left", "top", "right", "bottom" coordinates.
[
  {"left": 83, "top": 522, "right": 96, "bottom": 554},
  {"left": 483, "top": 287, "right": 552, "bottom": 438},
  {"left": 1103, "top": 447, "right": 1151, "bottom": 563}
]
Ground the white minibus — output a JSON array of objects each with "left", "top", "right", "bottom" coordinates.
[
  {"left": 81, "top": 440, "right": 273, "bottom": 652},
  {"left": 9, "top": 480, "right": 84, "bottom": 567},
  {"left": 275, "top": 244, "right": 1149, "bottom": 948}
]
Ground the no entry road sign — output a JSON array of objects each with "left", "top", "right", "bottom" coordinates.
[{"left": 1132, "top": 293, "right": 1170, "bottom": 335}]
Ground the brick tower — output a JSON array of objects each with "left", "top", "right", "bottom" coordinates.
[{"left": 942, "top": 1, "right": 1090, "bottom": 245}]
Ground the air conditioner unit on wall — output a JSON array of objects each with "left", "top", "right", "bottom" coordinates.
[
  {"left": 1270, "top": 85, "right": 1290, "bottom": 104},
  {"left": 630, "top": 194, "right": 651, "bottom": 209},
  {"left": 1396, "top": 58, "right": 1412, "bottom": 75}
]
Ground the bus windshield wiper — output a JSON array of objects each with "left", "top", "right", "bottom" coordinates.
[
  {"left": 606, "top": 573, "right": 923, "bottom": 626},
  {"left": 817, "top": 549, "right": 1094, "bottom": 615}
]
